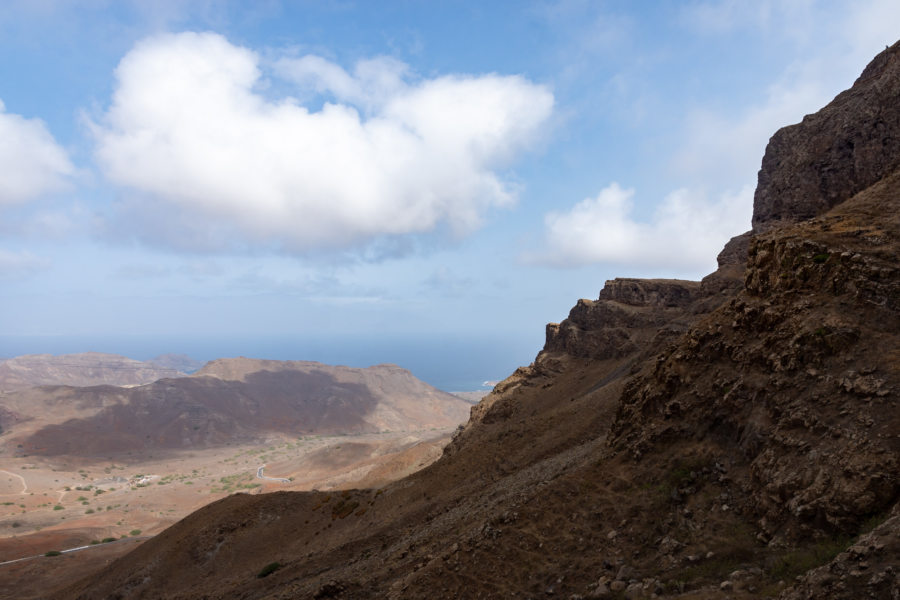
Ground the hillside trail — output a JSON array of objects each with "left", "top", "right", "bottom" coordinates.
[{"left": 0, "top": 470, "right": 27, "bottom": 495}]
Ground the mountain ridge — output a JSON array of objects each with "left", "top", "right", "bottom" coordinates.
[{"left": 0, "top": 352, "right": 187, "bottom": 392}]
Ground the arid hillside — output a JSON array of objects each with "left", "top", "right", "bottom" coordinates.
[
  {"left": 55, "top": 42, "right": 900, "bottom": 600},
  {"left": 0, "top": 359, "right": 471, "bottom": 600},
  {"left": 0, "top": 353, "right": 187, "bottom": 392}
]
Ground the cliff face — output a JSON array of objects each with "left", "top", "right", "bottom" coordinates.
[
  {"left": 752, "top": 42, "right": 900, "bottom": 232},
  {"left": 58, "top": 42, "right": 900, "bottom": 600},
  {"left": 539, "top": 233, "right": 749, "bottom": 363},
  {"left": 542, "top": 279, "right": 700, "bottom": 360}
]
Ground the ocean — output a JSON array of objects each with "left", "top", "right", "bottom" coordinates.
[{"left": 0, "top": 332, "right": 542, "bottom": 392}]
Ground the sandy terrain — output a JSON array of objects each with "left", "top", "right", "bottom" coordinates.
[{"left": 0, "top": 427, "right": 452, "bottom": 585}]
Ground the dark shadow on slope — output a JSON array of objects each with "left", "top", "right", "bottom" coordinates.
[{"left": 18, "top": 370, "right": 379, "bottom": 457}]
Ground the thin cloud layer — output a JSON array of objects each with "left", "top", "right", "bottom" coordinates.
[
  {"left": 0, "top": 99, "right": 74, "bottom": 206},
  {"left": 535, "top": 182, "right": 752, "bottom": 272},
  {"left": 0, "top": 248, "right": 50, "bottom": 278},
  {"left": 92, "top": 32, "right": 554, "bottom": 252}
]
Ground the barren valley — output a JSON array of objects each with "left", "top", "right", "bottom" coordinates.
[{"left": 0, "top": 356, "right": 470, "bottom": 599}]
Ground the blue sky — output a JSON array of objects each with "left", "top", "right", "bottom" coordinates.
[{"left": 1, "top": 1, "right": 898, "bottom": 379}]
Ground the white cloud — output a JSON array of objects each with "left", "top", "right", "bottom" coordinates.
[
  {"left": 681, "top": 0, "right": 815, "bottom": 36},
  {"left": 274, "top": 54, "right": 411, "bottom": 112},
  {"left": 534, "top": 182, "right": 752, "bottom": 272},
  {"left": 0, "top": 99, "right": 74, "bottom": 206},
  {"left": 92, "top": 32, "right": 554, "bottom": 252}
]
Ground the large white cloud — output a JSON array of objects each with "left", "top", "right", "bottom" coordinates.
[
  {"left": 0, "top": 99, "right": 74, "bottom": 206},
  {"left": 92, "top": 32, "right": 554, "bottom": 251},
  {"left": 535, "top": 182, "right": 752, "bottom": 272}
]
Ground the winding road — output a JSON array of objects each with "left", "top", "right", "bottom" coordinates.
[
  {"left": 0, "top": 538, "right": 138, "bottom": 568},
  {"left": 256, "top": 465, "right": 290, "bottom": 483}
]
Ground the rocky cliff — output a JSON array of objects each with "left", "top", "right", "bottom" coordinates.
[
  {"left": 752, "top": 41, "right": 900, "bottom": 232},
  {"left": 56, "top": 41, "right": 900, "bottom": 600}
]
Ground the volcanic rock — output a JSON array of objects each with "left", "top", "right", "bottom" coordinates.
[{"left": 752, "top": 41, "right": 900, "bottom": 231}]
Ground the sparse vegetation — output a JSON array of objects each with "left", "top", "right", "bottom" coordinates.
[
  {"left": 44, "top": 550, "right": 62, "bottom": 557},
  {"left": 331, "top": 498, "right": 359, "bottom": 520},
  {"left": 766, "top": 536, "right": 851, "bottom": 580},
  {"left": 256, "top": 561, "right": 282, "bottom": 578},
  {"left": 859, "top": 511, "right": 889, "bottom": 535},
  {"left": 210, "top": 472, "right": 259, "bottom": 494}
]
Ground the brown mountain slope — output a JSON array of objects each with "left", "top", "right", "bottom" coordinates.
[
  {"left": 611, "top": 170, "right": 900, "bottom": 539},
  {"left": 0, "top": 352, "right": 186, "bottom": 392},
  {"left": 57, "top": 42, "right": 900, "bottom": 600},
  {"left": 6, "top": 360, "right": 469, "bottom": 457}
]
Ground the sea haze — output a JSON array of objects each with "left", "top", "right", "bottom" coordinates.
[{"left": 0, "top": 332, "right": 541, "bottom": 392}]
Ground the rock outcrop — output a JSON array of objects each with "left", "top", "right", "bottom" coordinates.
[
  {"left": 540, "top": 231, "right": 752, "bottom": 364},
  {"left": 542, "top": 279, "right": 704, "bottom": 361},
  {"left": 752, "top": 41, "right": 900, "bottom": 231}
]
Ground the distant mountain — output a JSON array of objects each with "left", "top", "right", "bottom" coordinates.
[
  {"left": 7, "top": 358, "right": 470, "bottom": 457},
  {"left": 0, "top": 352, "right": 187, "bottom": 391}
]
